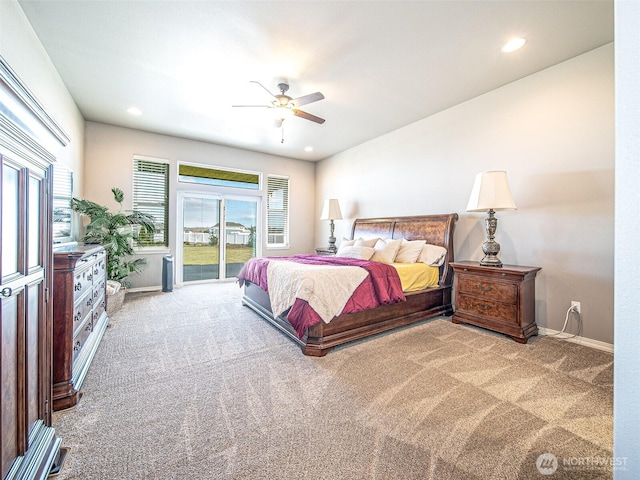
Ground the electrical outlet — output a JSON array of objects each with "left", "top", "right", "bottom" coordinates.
[{"left": 571, "top": 301, "right": 581, "bottom": 314}]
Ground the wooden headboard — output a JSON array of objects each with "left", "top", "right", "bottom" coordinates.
[{"left": 350, "top": 213, "right": 458, "bottom": 287}]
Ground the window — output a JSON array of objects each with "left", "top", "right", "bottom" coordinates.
[
  {"left": 52, "top": 164, "right": 73, "bottom": 244},
  {"left": 133, "top": 156, "right": 169, "bottom": 247},
  {"left": 178, "top": 163, "right": 260, "bottom": 190},
  {"left": 266, "top": 175, "right": 289, "bottom": 248}
]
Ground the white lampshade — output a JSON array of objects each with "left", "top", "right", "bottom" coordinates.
[
  {"left": 466, "top": 171, "right": 517, "bottom": 212},
  {"left": 320, "top": 198, "right": 342, "bottom": 220}
]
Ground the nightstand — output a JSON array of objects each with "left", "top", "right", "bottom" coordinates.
[
  {"left": 450, "top": 261, "right": 541, "bottom": 343},
  {"left": 315, "top": 247, "right": 335, "bottom": 256}
]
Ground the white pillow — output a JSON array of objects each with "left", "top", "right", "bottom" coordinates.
[
  {"left": 418, "top": 244, "right": 448, "bottom": 266},
  {"left": 336, "top": 246, "right": 375, "bottom": 260},
  {"left": 336, "top": 239, "right": 356, "bottom": 256},
  {"left": 371, "top": 238, "right": 403, "bottom": 264},
  {"left": 354, "top": 237, "right": 380, "bottom": 248},
  {"left": 340, "top": 238, "right": 356, "bottom": 247},
  {"left": 395, "top": 239, "right": 426, "bottom": 263}
]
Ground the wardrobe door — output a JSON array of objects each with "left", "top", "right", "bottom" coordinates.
[
  {"left": 1, "top": 159, "right": 22, "bottom": 479},
  {"left": 1, "top": 157, "right": 59, "bottom": 480}
]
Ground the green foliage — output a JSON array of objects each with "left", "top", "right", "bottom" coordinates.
[{"left": 72, "top": 187, "right": 156, "bottom": 287}]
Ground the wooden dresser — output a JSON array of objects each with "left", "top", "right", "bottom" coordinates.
[
  {"left": 52, "top": 244, "right": 109, "bottom": 410},
  {"left": 451, "top": 261, "right": 541, "bottom": 343}
]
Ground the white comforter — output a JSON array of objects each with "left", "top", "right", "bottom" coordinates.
[{"left": 266, "top": 260, "right": 368, "bottom": 323}]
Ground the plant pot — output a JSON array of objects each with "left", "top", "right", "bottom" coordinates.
[{"left": 106, "top": 280, "right": 126, "bottom": 316}]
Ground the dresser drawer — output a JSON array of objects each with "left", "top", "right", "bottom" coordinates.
[
  {"left": 457, "top": 293, "right": 518, "bottom": 324},
  {"left": 92, "top": 252, "right": 107, "bottom": 281},
  {"left": 72, "top": 290, "right": 93, "bottom": 329},
  {"left": 72, "top": 318, "right": 94, "bottom": 362},
  {"left": 72, "top": 267, "right": 93, "bottom": 300},
  {"left": 457, "top": 275, "right": 517, "bottom": 304}
]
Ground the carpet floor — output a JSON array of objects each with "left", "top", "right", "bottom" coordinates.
[{"left": 52, "top": 282, "right": 613, "bottom": 479}]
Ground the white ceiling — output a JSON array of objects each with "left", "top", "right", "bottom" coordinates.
[{"left": 18, "top": 1, "right": 613, "bottom": 161}]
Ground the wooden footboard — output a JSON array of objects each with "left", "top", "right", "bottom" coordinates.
[
  {"left": 243, "top": 281, "right": 453, "bottom": 356},
  {"left": 242, "top": 213, "right": 458, "bottom": 356}
]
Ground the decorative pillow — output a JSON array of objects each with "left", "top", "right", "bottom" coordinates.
[
  {"left": 395, "top": 239, "right": 426, "bottom": 263},
  {"left": 418, "top": 244, "right": 448, "bottom": 266},
  {"left": 371, "top": 238, "right": 403, "bottom": 264},
  {"left": 336, "top": 246, "right": 375, "bottom": 260},
  {"left": 338, "top": 238, "right": 356, "bottom": 248},
  {"left": 354, "top": 237, "right": 380, "bottom": 248},
  {"left": 336, "top": 239, "right": 356, "bottom": 256}
]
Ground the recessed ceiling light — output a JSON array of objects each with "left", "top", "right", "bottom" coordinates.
[
  {"left": 304, "top": 146, "right": 314, "bottom": 152},
  {"left": 501, "top": 38, "right": 526, "bottom": 53},
  {"left": 127, "top": 106, "right": 142, "bottom": 116}
]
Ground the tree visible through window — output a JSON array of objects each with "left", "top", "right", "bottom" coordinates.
[
  {"left": 266, "top": 175, "right": 289, "bottom": 248},
  {"left": 133, "top": 157, "right": 169, "bottom": 247}
]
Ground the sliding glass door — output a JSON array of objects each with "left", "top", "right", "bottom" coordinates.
[{"left": 179, "top": 192, "right": 258, "bottom": 283}]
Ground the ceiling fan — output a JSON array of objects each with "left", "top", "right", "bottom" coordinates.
[{"left": 233, "top": 81, "right": 326, "bottom": 128}]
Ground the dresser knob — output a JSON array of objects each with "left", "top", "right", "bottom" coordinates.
[
  {"left": 74, "top": 282, "right": 82, "bottom": 291},
  {"left": 73, "top": 341, "right": 81, "bottom": 351}
]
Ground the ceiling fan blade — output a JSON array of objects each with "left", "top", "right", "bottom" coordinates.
[
  {"left": 231, "top": 104, "right": 270, "bottom": 108},
  {"left": 293, "top": 109, "right": 325, "bottom": 124},
  {"left": 249, "top": 80, "right": 277, "bottom": 99},
  {"left": 292, "top": 92, "right": 324, "bottom": 107}
]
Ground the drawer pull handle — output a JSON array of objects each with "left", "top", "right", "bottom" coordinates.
[
  {"left": 74, "top": 311, "right": 82, "bottom": 322},
  {"left": 74, "top": 282, "right": 82, "bottom": 291},
  {"left": 86, "top": 298, "right": 93, "bottom": 307},
  {"left": 0, "top": 287, "right": 12, "bottom": 297},
  {"left": 87, "top": 273, "right": 93, "bottom": 281},
  {"left": 73, "top": 341, "right": 81, "bottom": 351},
  {"left": 478, "top": 284, "right": 493, "bottom": 293},
  {"left": 86, "top": 321, "right": 94, "bottom": 332},
  {"left": 477, "top": 303, "right": 493, "bottom": 311}
]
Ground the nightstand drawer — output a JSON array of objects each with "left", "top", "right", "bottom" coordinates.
[
  {"left": 457, "top": 293, "right": 517, "bottom": 324},
  {"left": 458, "top": 275, "right": 517, "bottom": 304}
]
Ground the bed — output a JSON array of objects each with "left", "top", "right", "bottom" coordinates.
[{"left": 239, "top": 213, "right": 458, "bottom": 356}]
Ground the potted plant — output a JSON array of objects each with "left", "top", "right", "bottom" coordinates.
[{"left": 72, "top": 187, "right": 155, "bottom": 315}]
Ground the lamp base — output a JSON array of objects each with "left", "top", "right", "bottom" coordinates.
[
  {"left": 480, "top": 254, "right": 503, "bottom": 267},
  {"left": 480, "top": 210, "right": 503, "bottom": 267},
  {"left": 327, "top": 235, "right": 337, "bottom": 253},
  {"left": 327, "top": 219, "right": 337, "bottom": 253}
]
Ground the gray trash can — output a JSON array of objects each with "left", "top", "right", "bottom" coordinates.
[{"left": 162, "top": 255, "right": 174, "bottom": 292}]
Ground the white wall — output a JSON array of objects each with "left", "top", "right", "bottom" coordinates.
[
  {"left": 317, "top": 44, "right": 614, "bottom": 345},
  {"left": 0, "top": 0, "right": 85, "bottom": 232},
  {"left": 614, "top": 0, "right": 640, "bottom": 476},
  {"left": 82, "top": 122, "right": 316, "bottom": 288}
]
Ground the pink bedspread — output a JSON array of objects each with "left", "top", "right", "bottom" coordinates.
[{"left": 237, "top": 255, "right": 406, "bottom": 338}]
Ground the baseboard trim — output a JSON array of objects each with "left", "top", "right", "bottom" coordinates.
[
  {"left": 538, "top": 327, "right": 613, "bottom": 353},
  {"left": 127, "top": 286, "right": 162, "bottom": 293}
]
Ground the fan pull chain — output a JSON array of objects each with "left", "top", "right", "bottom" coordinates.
[{"left": 281, "top": 121, "right": 285, "bottom": 143}]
